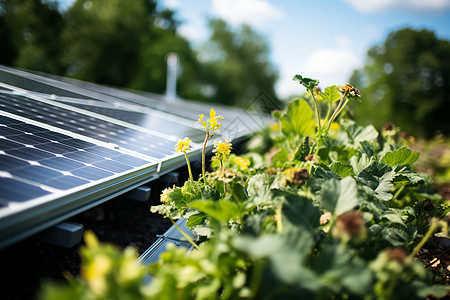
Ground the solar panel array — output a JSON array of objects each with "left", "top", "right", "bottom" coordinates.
[{"left": 0, "top": 65, "right": 267, "bottom": 249}]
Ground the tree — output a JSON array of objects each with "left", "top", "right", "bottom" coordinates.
[
  {"left": 129, "top": 28, "right": 204, "bottom": 100},
  {"left": 61, "top": 0, "right": 150, "bottom": 87},
  {"left": 350, "top": 28, "right": 450, "bottom": 138},
  {"left": 0, "top": 0, "right": 64, "bottom": 74},
  {"left": 198, "top": 19, "right": 279, "bottom": 109},
  {"left": 61, "top": 0, "right": 202, "bottom": 99}
]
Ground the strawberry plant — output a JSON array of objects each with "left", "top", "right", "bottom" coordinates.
[{"left": 39, "top": 76, "right": 449, "bottom": 300}]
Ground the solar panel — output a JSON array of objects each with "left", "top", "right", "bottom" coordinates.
[{"left": 0, "top": 64, "right": 268, "bottom": 249}]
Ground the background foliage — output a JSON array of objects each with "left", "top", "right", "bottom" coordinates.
[
  {"left": 0, "top": 0, "right": 279, "bottom": 108},
  {"left": 350, "top": 28, "right": 450, "bottom": 138},
  {"left": 1, "top": 1, "right": 449, "bottom": 136}
]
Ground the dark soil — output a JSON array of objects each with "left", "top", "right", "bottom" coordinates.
[{"left": 0, "top": 176, "right": 180, "bottom": 300}]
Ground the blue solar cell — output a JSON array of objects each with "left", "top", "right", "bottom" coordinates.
[
  {"left": 40, "top": 157, "right": 86, "bottom": 171},
  {"left": 34, "top": 142, "right": 77, "bottom": 154},
  {"left": 110, "top": 154, "right": 150, "bottom": 167},
  {"left": 0, "top": 154, "right": 30, "bottom": 171},
  {"left": 64, "top": 150, "right": 104, "bottom": 164},
  {"left": 6, "top": 147, "right": 55, "bottom": 161},
  {"left": 7, "top": 133, "right": 48, "bottom": 145},
  {"left": 0, "top": 138, "right": 23, "bottom": 150},
  {"left": 0, "top": 116, "right": 154, "bottom": 191},
  {"left": 92, "top": 159, "right": 134, "bottom": 173},
  {"left": 0, "top": 177, "right": 50, "bottom": 202},
  {"left": 45, "top": 175, "right": 90, "bottom": 190},
  {"left": 34, "top": 131, "right": 70, "bottom": 141},
  {"left": 0, "top": 94, "right": 178, "bottom": 158},
  {"left": 10, "top": 165, "right": 64, "bottom": 183},
  {"left": 71, "top": 166, "right": 114, "bottom": 180},
  {"left": 59, "top": 138, "right": 96, "bottom": 149},
  {"left": 0, "top": 126, "right": 23, "bottom": 136},
  {"left": 9, "top": 123, "right": 47, "bottom": 133},
  {"left": 84, "top": 146, "right": 123, "bottom": 158}
]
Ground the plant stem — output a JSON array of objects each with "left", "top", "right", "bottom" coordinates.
[
  {"left": 169, "top": 217, "right": 200, "bottom": 251},
  {"left": 324, "top": 101, "right": 332, "bottom": 125},
  {"left": 327, "top": 92, "right": 347, "bottom": 131},
  {"left": 220, "top": 160, "right": 227, "bottom": 194},
  {"left": 392, "top": 184, "right": 405, "bottom": 202},
  {"left": 201, "top": 133, "right": 209, "bottom": 182},
  {"left": 184, "top": 153, "right": 194, "bottom": 183},
  {"left": 250, "top": 261, "right": 264, "bottom": 300},
  {"left": 409, "top": 218, "right": 439, "bottom": 260},
  {"left": 384, "top": 273, "right": 398, "bottom": 300},
  {"left": 310, "top": 89, "right": 322, "bottom": 133}
]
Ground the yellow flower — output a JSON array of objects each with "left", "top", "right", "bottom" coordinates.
[
  {"left": 339, "top": 83, "right": 361, "bottom": 99},
  {"left": 84, "top": 254, "right": 112, "bottom": 281},
  {"left": 329, "top": 122, "right": 340, "bottom": 130},
  {"left": 197, "top": 114, "right": 207, "bottom": 128},
  {"left": 269, "top": 122, "right": 280, "bottom": 132},
  {"left": 174, "top": 137, "right": 191, "bottom": 153},
  {"left": 213, "top": 138, "right": 232, "bottom": 161},
  {"left": 233, "top": 156, "right": 250, "bottom": 170},
  {"left": 198, "top": 108, "right": 224, "bottom": 136}
]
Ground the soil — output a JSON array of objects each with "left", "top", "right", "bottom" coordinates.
[{"left": 0, "top": 174, "right": 182, "bottom": 300}]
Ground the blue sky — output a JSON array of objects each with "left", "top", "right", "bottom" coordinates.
[{"left": 59, "top": 0, "right": 450, "bottom": 99}]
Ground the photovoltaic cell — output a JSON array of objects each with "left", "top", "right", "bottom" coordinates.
[
  {"left": 0, "top": 64, "right": 267, "bottom": 249},
  {"left": 0, "top": 115, "right": 155, "bottom": 205},
  {"left": 65, "top": 102, "right": 205, "bottom": 143},
  {"left": 0, "top": 92, "right": 180, "bottom": 159},
  {"left": 0, "top": 178, "right": 51, "bottom": 202}
]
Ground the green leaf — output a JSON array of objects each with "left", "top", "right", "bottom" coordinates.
[
  {"left": 381, "top": 146, "right": 420, "bottom": 167},
  {"left": 272, "top": 148, "right": 289, "bottom": 166},
  {"left": 380, "top": 224, "right": 417, "bottom": 247},
  {"left": 230, "top": 183, "right": 248, "bottom": 202},
  {"left": 233, "top": 229, "right": 317, "bottom": 287},
  {"left": 201, "top": 185, "right": 221, "bottom": 200},
  {"left": 170, "top": 187, "right": 187, "bottom": 206},
  {"left": 341, "top": 120, "right": 379, "bottom": 145},
  {"left": 381, "top": 210, "right": 406, "bottom": 227},
  {"left": 350, "top": 154, "right": 373, "bottom": 176},
  {"left": 292, "top": 74, "right": 319, "bottom": 90},
  {"left": 273, "top": 99, "right": 316, "bottom": 137},
  {"left": 393, "top": 169, "right": 427, "bottom": 187},
  {"left": 321, "top": 85, "right": 340, "bottom": 103},
  {"left": 294, "top": 136, "right": 311, "bottom": 161},
  {"left": 312, "top": 245, "right": 373, "bottom": 296},
  {"left": 188, "top": 200, "right": 242, "bottom": 223},
  {"left": 247, "top": 173, "right": 276, "bottom": 198},
  {"left": 328, "top": 161, "right": 354, "bottom": 177},
  {"left": 186, "top": 212, "right": 207, "bottom": 227},
  {"left": 318, "top": 176, "right": 359, "bottom": 216},
  {"left": 310, "top": 167, "right": 340, "bottom": 194},
  {"left": 356, "top": 161, "right": 394, "bottom": 201},
  {"left": 282, "top": 194, "right": 321, "bottom": 231}
]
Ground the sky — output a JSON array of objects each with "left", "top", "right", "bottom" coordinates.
[{"left": 58, "top": 0, "right": 450, "bottom": 99}]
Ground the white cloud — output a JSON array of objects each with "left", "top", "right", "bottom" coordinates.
[
  {"left": 341, "top": 0, "right": 450, "bottom": 13},
  {"left": 276, "top": 37, "right": 363, "bottom": 99},
  {"left": 212, "top": 0, "right": 283, "bottom": 27},
  {"left": 163, "top": 0, "right": 180, "bottom": 9},
  {"left": 178, "top": 23, "right": 208, "bottom": 42}
]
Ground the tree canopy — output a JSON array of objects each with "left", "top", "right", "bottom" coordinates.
[
  {"left": 0, "top": 0, "right": 64, "bottom": 74},
  {"left": 0, "top": 0, "right": 279, "bottom": 109},
  {"left": 350, "top": 28, "right": 450, "bottom": 138},
  {"left": 199, "top": 19, "right": 279, "bottom": 108}
]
